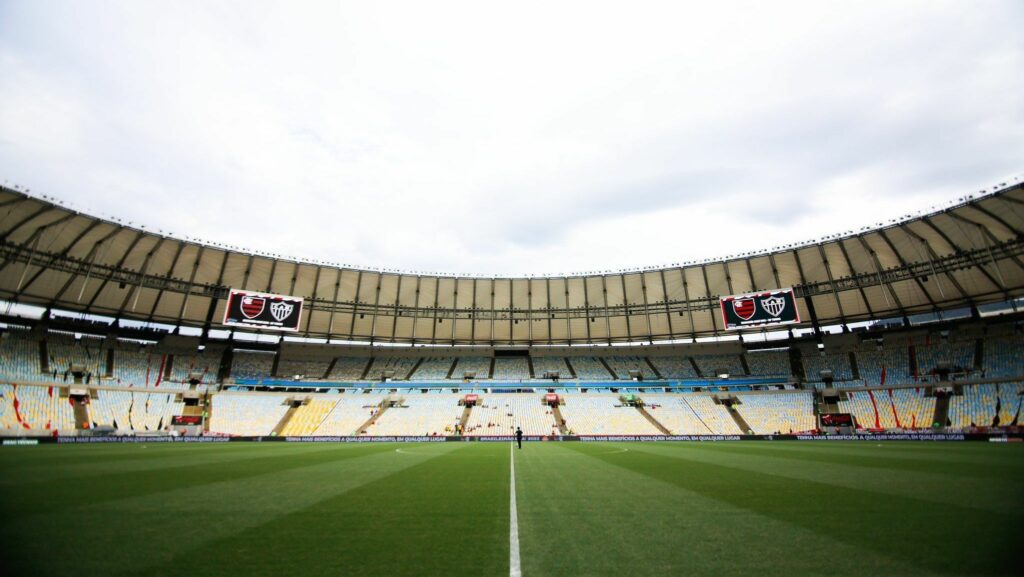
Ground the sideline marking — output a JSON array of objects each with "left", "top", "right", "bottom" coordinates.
[
  {"left": 509, "top": 442, "right": 521, "bottom": 577},
  {"left": 603, "top": 447, "right": 629, "bottom": 454}
]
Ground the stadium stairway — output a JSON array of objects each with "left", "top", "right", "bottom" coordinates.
[
  {"left": 551, "top": 404, "right": 569, "bottom": 435},
  {"left": 271, "top": 402, "right": 299, "bottom": 436},
  {"left": 636, "top": 405, "right": 671, "bottom": 434},
  {"left": 359, "top": 358, "right": 374, "bottom": 380},
  {"left": 644, "top": 357, "right": 664, "bottom": 380},
  {"left": 356, "top": 399, "right": 391, "bottom": 435},
  {"left": 39, "top": 339, "right": 49, "bottom": 373},
  {"left": 405, "top": 358, "right": 421, "bottom": 381},
  {"left": 73, "top": 398, "right": 90, "bottom": 430},
  {"left": 565, "top": 359, "right": 578, "bottom": 379},
  {"left": 727, "top": 404, "right": 753, "bottom": 435},
  {"left": 598, "top": 358, "right": 618, "bottom": 379},
  {"left": 459, "top": 405, "right": 472, "bottom": 431},
  {"left": 933, "top": 393, "right": 951, "bottom": 428}
]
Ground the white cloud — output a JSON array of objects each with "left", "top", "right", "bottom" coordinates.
[{"left": 0, "top": 0, "right": 1021, "bottom": 276}]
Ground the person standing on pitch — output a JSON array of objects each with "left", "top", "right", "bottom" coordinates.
[{"left": 515, "top": 426, "right": 523, "bottom": 449}]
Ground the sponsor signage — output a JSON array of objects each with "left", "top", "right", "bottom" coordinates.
[
  {"left": 171, "top": 415, "right": 203, "bottom": 426},
  {"left": 720, "top": 288, "right": 800, "bottom": 330},
  {"left": 223, "top": 289, "right": 303, "bottom": 332}
]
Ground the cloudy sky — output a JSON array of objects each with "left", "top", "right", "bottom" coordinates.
[{"left": 0, "top": 1, "right": 1021, "bottom": 276}]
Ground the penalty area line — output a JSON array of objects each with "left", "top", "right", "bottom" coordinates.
[{"left": 509, "top": 442, "right": 521, "bottom": 577}]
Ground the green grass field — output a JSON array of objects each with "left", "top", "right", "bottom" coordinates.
[{"left": 1, "top": 441, "right": 1021, "bottom": 576}]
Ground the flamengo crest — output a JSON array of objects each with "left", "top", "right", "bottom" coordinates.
[
  {"left": 240, "top": 296, "right": 266, "bottom": 319},
  {"left": 732, "top": 298, "right": 756, "bottom": 320}
]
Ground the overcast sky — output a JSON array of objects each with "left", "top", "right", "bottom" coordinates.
[{"left": 0, "top": 1, "right": 1021, "bottom": 276}]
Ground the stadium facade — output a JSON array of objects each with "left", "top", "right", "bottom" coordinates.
[{"left": 0, "top": 182, "right": 1022, "bottom": 439}]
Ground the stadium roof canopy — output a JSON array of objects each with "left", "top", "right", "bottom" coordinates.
[{"left": 1, "top": 183, "right": 1022, "bottom": 345}]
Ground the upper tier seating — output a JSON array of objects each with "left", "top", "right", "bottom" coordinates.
[
  {"left": 604, "top": 356, "right": 650, "bottom": 380},
  {"left": 453, "top": 357, "right": 491, "bottom": 378},
  {"left": 568, "top": 357, "right": 614, "bottom": 380},
  {"left": 112, "top": 348, "right": 165, "bottom": 387},
  {"left": 803, "top": 351, "right": 854, "bottom": 382},
  {"left": 276, "top": 359, "right": 330, "bottom": 380},
  {"left": 983, "top": 334, "right": 1024, "bottom": 378},
  {"left": 531, "top": 357, "right": 571, "bottom": 379},
  {"left": 648, "top": 357, "right": 698, "bottom": 379},
  {"left": 915, "top": 339, "right": 975, "bottom": 379},
  {"left": 855, "top": 345, "right": 912, "bottom": 385},
  {"left": 230, "top": 351, "right": 275, "bottom": 380},
  {"left": 744, "top": 350, "right": 791, "bottom": 377},
  {"left": 369, "top": 357, "right": 419, "bottom": 380},
  {"left": 47, "top": 332, "right": 105, "bottom": 377},
  {"left": 326, "top": 357, "right": 370, "bottom": 380},
  {"left": 0, "top": 328, "right": 46, "bottom": 383},
  {"left": 169, "top": 349, "right": 220, "bottom": 384},
  {"left": 492, "top": 358, "right": 530, "bottom": 381},
  {"left": 691, "top": 354, "right": 746, "bottom": 378},
  {"left": 409, "top": 357, "right": 454, "bottom": 380}
]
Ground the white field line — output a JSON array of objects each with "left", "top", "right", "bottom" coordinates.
[{"left": 509, "top": 442, "right": 522, "bottom": 577}]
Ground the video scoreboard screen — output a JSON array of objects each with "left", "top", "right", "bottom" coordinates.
[
  {"left": 821, "top": 413, "right": 854, "bottom": 427},
  {"left": 720, "top": 288, "right": 800, "bottom": 330},
  {"left": 223, "top": 289, "right": 303, "bottom": 332}
]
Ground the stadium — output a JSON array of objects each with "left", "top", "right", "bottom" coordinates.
[{"left": 1, "top": 3, "right": 1022, "bottom": 576}]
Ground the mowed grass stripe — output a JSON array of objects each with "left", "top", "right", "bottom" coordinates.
[
  {"left": 150, "top": 442, "right": 510, "bottom": 577},
  {"left": 1, "top": 443, "right": 461, "bottom": 576},
  {"left": 515, "top": 443, "right": 923, "bottom": 577},
  {"left": 627, "top": 442, "right": 1024, "bottom": 515},
  {"left": 696, "top": 440, "right": 1024, "bottom": 471},
  {"left": 567, "top": 443, "right": 1021, "bottom": 575},
  {"left": 0, "top": 443, "right": 347, "bottom": 485},
  {"left": 0, "top": 443, "right": 399, "bottom": 519},
  {"left": 676, "top": 442, "right": 1023, "bottom": 480}
]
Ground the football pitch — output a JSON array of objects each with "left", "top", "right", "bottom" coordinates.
[{"left": 1, "top": 441, "right": 1021, "bottom": 576}]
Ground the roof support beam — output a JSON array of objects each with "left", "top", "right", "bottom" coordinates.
[
  {"left": 941, "top": 214, "right": 1013, "bottom": 294},
  {"left": 898, "top": 223, "right": 970, "bottom": 304},
  {"left": 877, "top": 228, "right": 938, "bottom": 310},
  {"left": 815, "top": 244, "right": 847, "bottom": 325},
  {"left": 349, "top": 270, "right": 363, "bottom": 341},
  {"left": 836, "top": 239, "right": 875, "bottom": 318},
  {"left": 303, "top": 264, "right": 322, "bottom": 338},
  {"left": 175, "top": 245, "right": 206, "bottom": 326},
  {"left": 84, "top": 230, "right": 146, "bottom": 311},
  {"left": 791, "top": 250, "right": 821, "bottom": 335}
]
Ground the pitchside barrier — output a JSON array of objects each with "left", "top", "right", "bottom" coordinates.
[{"left": 3, "top": 433, "right": 1023, "bottom": 445}]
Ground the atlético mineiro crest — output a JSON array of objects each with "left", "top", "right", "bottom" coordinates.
[
  {"left": 270, "top": 301, "right": 294, "bottom": 322},
  {"left": 762, "top": 295, "right": 786, "bottom": 317},
  {"left": 733, "top": 298, "right": 756, "bottom": 320},
  {"left": 240, "top": 295, "right": 266, "bottom": 319}
]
